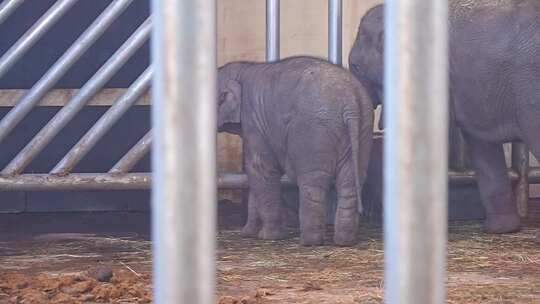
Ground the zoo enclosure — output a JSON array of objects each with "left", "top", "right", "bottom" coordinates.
[
  {"left": 0, "top": 0, "right": 538, "bottom": 303},
  {"left": 0, "top": 0, "right": 537, "bottom": 216}
]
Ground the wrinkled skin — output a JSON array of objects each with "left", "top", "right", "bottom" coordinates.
[
  {"left": 217, "top": 56, "right": 374, "bottom": 246},
  {"left": 349, "top": 1, "right": 540, "bottom": 236},
  {"left": 362, "top": 136, "right": 383, "bottom": 219}
]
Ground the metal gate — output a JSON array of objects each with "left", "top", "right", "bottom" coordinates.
[{"left": 0, "top": 0, "right": 537, "bottom": 216}]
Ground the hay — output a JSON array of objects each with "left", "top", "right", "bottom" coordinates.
[{"left": 0, "top": 222, "right": 539, "bottom": 303}]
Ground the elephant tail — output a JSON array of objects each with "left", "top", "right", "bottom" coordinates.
[{"left": 344, "top": 95, "right": 374, "bottom": 214}]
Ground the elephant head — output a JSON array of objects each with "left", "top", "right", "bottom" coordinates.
[
  {"left": 348, "top": 4, "right": 385, "bottom": 129},
  {"left": 217, "top": 63, "right": 244, "bottom": 134}
]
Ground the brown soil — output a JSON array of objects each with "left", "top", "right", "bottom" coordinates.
[{"left": 0, "top": 221, "right": 538, "bottom": 303}]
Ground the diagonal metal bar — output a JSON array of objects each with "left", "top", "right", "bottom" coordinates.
[
  {"left": 0, "top": 0, "right": 133, "bottom": 145},
  {"left": 1, "top": 17, "right": 150, "bottom": 176},
  {"left": 0, "top": 0, "right": 24, "bottom": 25},
  {"left": 0, "top": 0, "right": 79, "bottom": 79},
  {"left": 50, "top": 67, "right": 152, "bottom": 175},
  {"left": 109, "top": 130, "right": 151, "bottom": 174}
]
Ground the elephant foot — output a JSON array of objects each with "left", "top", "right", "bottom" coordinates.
[
  {"left": 240, "top": 223, "right": 260, "bottom": 238},
  {"left": 258, "top": 225, "right": 287, "bottom": 240},
  {"left": 483, "top": 213, "right": 521, "bottom": 234},
  {"left": 333, "top": 230, "right": 358, "bottom": 247},
  {"left": 300, "top": 232, "right": 324, "bottom": 246}
]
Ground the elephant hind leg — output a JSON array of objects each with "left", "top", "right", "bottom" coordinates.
[
  {"left": 333, "top": 161, "right": 360, "bottom": 246},
  {"left": 463, "top": 133, "right": 521, "bottom": 234},
  {"left": 253, "top": 180, "right": 288, "bottom": 240},
  {"left": 297, "top": 171, "right": 332, "bottom": 246}
]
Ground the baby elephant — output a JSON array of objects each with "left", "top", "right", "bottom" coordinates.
[{"left": 217, "top": 56, "right": 373, "bottom": 246}]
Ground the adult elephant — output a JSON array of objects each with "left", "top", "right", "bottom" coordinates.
[{"left": 348, "top": 1, "right": 540, "bottom": 235}]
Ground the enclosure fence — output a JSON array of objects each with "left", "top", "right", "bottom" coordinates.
[
  {"left": 0, "top": 0, "right": 538, "bottom": 302},
  {"left": 0, "top": 0, "right": 535, "bottom": 202}
]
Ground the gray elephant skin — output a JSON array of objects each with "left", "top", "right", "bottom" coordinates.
[
  {"left": 348, "top": 1, "right": 540, "bottom": 236},
  {"left": 217, "top": 56, "right": 374, "bottom": 246}
]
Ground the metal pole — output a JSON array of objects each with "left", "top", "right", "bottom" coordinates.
[
  {"left": 511, "top": 142, "right": 529, "bottom": 218},
  {"left": 0, "top": 0, "right": 133, "bottom": 145},
  {"left": 266, "top": 0, "right": 280, "bottom": 61},
  {"left": 0, "top": 0, "right": 79, "bottom": 79},
  {"left": 151, "top": 0, "right": 216, "bottom": 302},
  {"left": 449, "top": 125, "right": 469, "bottom": 171},
  {"left": 0, "top": 172, "right": 295, "bottom": 191},
  {"left": 530, "top": 167, "right": 540, "bottom": 183},
  {"left": 384, "top": 0, "right": 448, "bottom": 303},
  {"left": 51, "top": 68, "right": 152, "bottom": 175},
  {"left": 1, "top": 18, "right": 150, "bottom": 176},
  {"left": 328, "top": 0, "right": 342, "bottom": 65},
  {"left": 0, "top": 0, "right": 24, "bottom": 25},
  {"left": 109, "top": 131, "right": 152, "bottom": 174}
]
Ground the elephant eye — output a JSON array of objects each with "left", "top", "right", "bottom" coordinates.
[{"left": 219, "top": 93, "right": 227, "bottom": 105}]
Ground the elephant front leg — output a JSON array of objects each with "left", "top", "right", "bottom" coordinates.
[
  {"left": 298, "top": 171, "right": 332, "bottom": 246},
  {"left": 241, "top": 192, "right": 261, "bottom": 237},
  {"left": 464, "top": 135, "right": 520, "bottom": 233}
]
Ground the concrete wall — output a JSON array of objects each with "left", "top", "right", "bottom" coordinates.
[{"left": 216, "top": 0, "right": 383, "bottom": 203}]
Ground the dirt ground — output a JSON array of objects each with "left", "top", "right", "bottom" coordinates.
[{"left": 0, "top": 216, "right": 539, "bottom": 304}]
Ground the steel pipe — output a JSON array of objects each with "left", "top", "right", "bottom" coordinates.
[
  {"left": 109, "top": 131, "right": 152, "bottom": 174},
  {"left": 0, "top": 173, "right": 150, "bottom": 190},
  {"left": 51, "top": 68, "right": 152, "bottom": 175},
  {"left": 0, "top": 0, "right": 133, "bottom": 145},
  {"left": 449, "top": 126, "right": 470, "bottom": 171},
  {"left": 530, "top": 167, "right": 540, "bottom": 184},
  {"left": 151, "top": 0, "right": 216, "bottom": 302},
  {"left": 0, "top": 170, "right": 531, "bottom": 191},
  {"left": 512, "top": 142, "right": 529, "bottom": 217},
  {"left": 0, "top": 172, "right": 293, "bottom": 191},
  {"left": 328, "top": 0, "right": 342, "bottom": 65},
  {"left": 266, "top": 0, "right": 280, "bottom": 61},
  {"left": 1, "top": 17, "right": 150, "bottom": 176},
  {"left": 0, "top": 0, "right": 24, "bottom": 25},
  {"left": 384, "top": 0, "right": 448, "bottom": 303},
  {"left": 0, "top": 0, "right": 79, "bottom": 79}
]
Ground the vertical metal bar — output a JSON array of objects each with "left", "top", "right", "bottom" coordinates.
[
  {"left": 512, "top": 142, "right": 529, "bottom": 218},
  {"left": 151, "top": 0, "right": 216, "bottom": 302},
  {"left": 0, "top": 0, "right": 79, "bottom": 79},
  {"left": 0, "top": 0, "right": 133, "bottom": 145},
  {"left": 50, "top": 68, "right": 152, "bottom": 175},
  {"left": 328, "top": 0, "right": 342, "bottom": 65},
  {"left": 0, "top": 0, "right": 24, "bottom": 25},
  {"left": 449, "top": 125, "right": 469, "bottom": 171},
  {"left": 384, "top": 0, "right": 448, "bottom": 303},
  {"left": 1, "top": 18, "right": 150, "bottom": 176},
  {"left": 109, "top": 131, "right": 151, "bottom": 174},
  {"left": 266, "top": 0, "right": 279, "bottom": 61},
  {"left": 453, "top": 131, "right": 469, "bottom": 171}
]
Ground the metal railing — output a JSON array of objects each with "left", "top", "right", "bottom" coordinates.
[{"left": 0, "top": 0, "right": 534, "bottom": 199}]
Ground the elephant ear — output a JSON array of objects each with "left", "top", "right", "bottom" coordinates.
[{"left": 218, "top": 79, "right": 242, "bottom": 128}]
